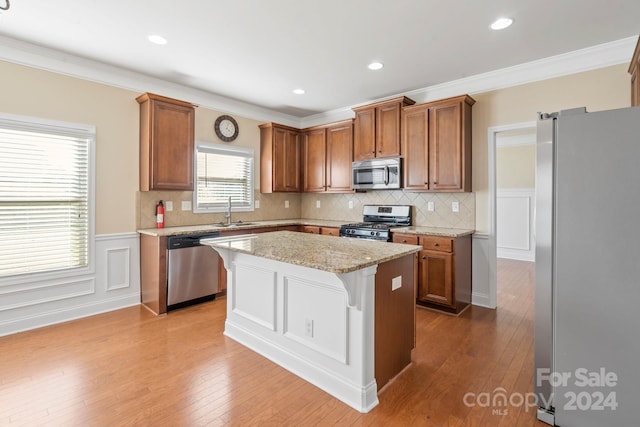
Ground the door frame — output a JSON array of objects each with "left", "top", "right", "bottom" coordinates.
[{"left": 486, "top": 121, "right": 536, "bottom": 308}]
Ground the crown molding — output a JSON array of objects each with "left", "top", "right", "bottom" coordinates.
[
  {"left": 0, "top": 34, "right": 636, "bottom": 128},
  {"left": 302, "top": 36, "right": 637, "bottom": 127},
  {"left": 0, "top": 35, "right": 303, "bottom": 128}
]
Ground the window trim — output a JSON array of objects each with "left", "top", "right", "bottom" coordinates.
[
  {"left": 0, "top": 112, "right": 96, "bottom": 286},
  {"left": 193, "top": 141, "right": 255, "bottom": 214}
]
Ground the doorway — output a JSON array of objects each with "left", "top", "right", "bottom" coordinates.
[{"left": 486, "top": 121, "right": 536, "bottom": 308}]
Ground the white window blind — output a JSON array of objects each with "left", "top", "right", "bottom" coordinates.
[
  {"left": 0, "top": 115, "right": 94, "bottom": 279},
  {"left": 194, "top": 142, "right": 254, "bottom": 212}
]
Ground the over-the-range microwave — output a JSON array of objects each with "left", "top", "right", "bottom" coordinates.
[{"left": 352, "top": 157, "right": 402, "bottom": 190}]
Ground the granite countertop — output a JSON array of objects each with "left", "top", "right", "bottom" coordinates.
[
  {"left": 391, "top": 226, "right": 474, "bottom": 238},
  {"left": 137, "top": 219, "right": 475, "bottom": 238},
  {"left": 201, "top": 231, "right": 422, "bottom": 274},
  {"left": 137, "top": 219, "right": 347, "bottom": 237}
]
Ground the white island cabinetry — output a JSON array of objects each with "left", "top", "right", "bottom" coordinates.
[{"left": 201, "top": 231, "right": 420, "bottom": 412}]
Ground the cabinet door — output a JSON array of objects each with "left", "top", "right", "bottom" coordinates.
[
  {"left": 429, "top": 101, "right": 463, "bottom": 191},
  {"left": 150, "top": 100, "right": 194, "bottom": 190},
  {"left": 326, "top": 122, "right": 353, "bottom": 192},
  {"left": 376, "top": 102, "right": 402, "bottom": 158},
  {"left": 302, "top": 128, "right": 326, "bottom": 192},
  {"left": 274, "top": 128, "right": 300, "bottom": 192},
  {"left": 353, "top": 108, "right": 376, "bottom": 160},
  {"left": 402, "top": 106, "right": 430, "bottom": 190},
  {"left": 418, "top": 250, "right": 453, "bottom": 307}
]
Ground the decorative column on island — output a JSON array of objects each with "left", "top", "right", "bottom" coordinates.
[{"left": 201, "top": 231, "right": 421, "bottom": 412}]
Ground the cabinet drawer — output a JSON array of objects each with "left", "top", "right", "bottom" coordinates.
[
  {"left": 419, "top": 236, "right": 453, "bottom": 252},
  {"left": 392, "top": 233, "right": 419, "bottom": 245}
]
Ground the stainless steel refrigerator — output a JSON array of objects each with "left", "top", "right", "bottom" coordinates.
[{"left": 535, "top": 106, "right": 640, "bottom": 426}]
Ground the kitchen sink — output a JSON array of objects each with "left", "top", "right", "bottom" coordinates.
[{"left": 215, "top": 222, "right": 257, "bottom": 228}]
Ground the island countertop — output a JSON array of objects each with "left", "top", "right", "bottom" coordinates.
[{"left": 201, "top": 230, "right": 421, "bottom": 274}]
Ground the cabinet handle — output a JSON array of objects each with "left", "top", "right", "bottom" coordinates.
[
  {"left": 421, "top": 256, "right": 426, "bottom": 259},
  {"left": 433, "top": 181, "right": 437, "bottom": 185},
  {"left": 402, "top": 240, "right": 407, "bottom": 243}
]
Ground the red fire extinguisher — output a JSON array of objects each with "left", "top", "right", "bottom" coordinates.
[{"left": 156, "top": 200, "right": 165, "bottom": 228}]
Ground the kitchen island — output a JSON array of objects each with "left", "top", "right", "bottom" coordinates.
[{"left": 201, "top": 231, "right": 421, "bottom": 412}]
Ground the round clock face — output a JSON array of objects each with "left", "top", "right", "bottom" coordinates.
[{"left": 214, "top": 115, "right": 239, "bottom": 142}]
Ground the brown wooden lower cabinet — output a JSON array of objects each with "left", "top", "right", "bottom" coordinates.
[
  {"left": 393, "top": 232, "right": 471, "bottom": 314},
  {"left": 374, "top": 253, "right": 416, "bottom": 389}
]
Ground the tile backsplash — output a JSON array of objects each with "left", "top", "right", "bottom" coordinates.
[
  {"left": 137, "top": 190, "right": 475, "bottom": 230},
  {"left": 137, "top": 190, "right": 301, "bottom": 229},
  {"left": 301, "top": 191, "right": 475, "bottom": 229}
]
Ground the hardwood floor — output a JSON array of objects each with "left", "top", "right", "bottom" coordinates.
[{"left": 0, "top": 259, "right": 548, "bottom": 426}]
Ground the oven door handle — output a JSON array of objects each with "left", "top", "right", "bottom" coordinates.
[{"left": 383, "top": 165, "right": 389, "bottom": 185}]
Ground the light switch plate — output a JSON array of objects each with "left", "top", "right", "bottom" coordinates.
[
  {"left": 392, "top": 276, "right": 402, "bottom": 291},
  {"left": 427, "top": 201, "right": 434, "bottom": 212},
  {"left": 165, "top": 201, "right": 173, "bottom": 212},
  {"left": 452, "top": 201, "right": 460, "bottom": 212},
  {"left": 181, "top": 200, "right": 192, "bottom": 211}
]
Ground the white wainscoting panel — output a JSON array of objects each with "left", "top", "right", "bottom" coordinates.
[
  {"left": 232, "top": 263, "right": 277, "bottom": 331},
  {"left": 471, "top": 233, "right": 493, "bottom": 308},
  {"left": 0, "top": 232, "right": 141, "bottom": 336},
  {"left": 497, "top": 189, "right": 535, "bottom": 262},
  {"left": 283, "top": 275, "right": 347, "bottom": 363}
]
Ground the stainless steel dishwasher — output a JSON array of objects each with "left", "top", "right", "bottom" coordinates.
[{"left": 167, "top": 232, "right": 220, "bottom": 310}]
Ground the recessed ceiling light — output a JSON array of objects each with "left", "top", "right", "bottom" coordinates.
[
  {"left": 368, "top": 62, "right": 384, "bottom": 71},
  {"left": 490, "top": 17, "right": 513, "bottom": 30},
  {"left": 148, "top": 35, "right": 168, "bottom": 45},
  {"left": 293, "top": 88, "right": 305, "bottom": 95}
]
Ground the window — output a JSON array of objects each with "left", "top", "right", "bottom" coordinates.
[
  {"left": 194, "top": 141, "right": 254, "bottom": 213},
  {"left": 0, "top": 113, "right": 94, "bottom": 280}
]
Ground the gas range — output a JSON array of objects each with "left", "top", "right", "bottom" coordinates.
[{"left": 339, "top": 205, "right": 412, "bottom": 241}]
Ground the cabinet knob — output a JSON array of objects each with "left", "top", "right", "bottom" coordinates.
[
  {"left": 433, "top": 181, "right": 437, "bottom": 185},
  {"left": 402, "top": 240, "right": 407, "bottom": 243},
  {"left": 434, "top": 243, "right": 439, "bottom": 247},
  {"left": 378, "top": 150, "right": 382, "bottom": 153},
  {"left": 421, "top": 256, "right": 426, "bottom": 259}
]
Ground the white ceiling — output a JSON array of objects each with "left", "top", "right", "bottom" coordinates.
[{"left": 0, "top": 0, "right": 639, "bottom": 121}]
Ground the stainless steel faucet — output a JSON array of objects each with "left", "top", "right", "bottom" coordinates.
[{"left": 225, "top": 196, "right": 232, "bottom": 225}]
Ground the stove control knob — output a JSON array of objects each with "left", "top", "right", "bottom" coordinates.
[
  {"left": 370, "top": 231, "right": 375, "bottom": 236},
  {"left": 376, "top": 231, "right": 380, "bottom": 236}
]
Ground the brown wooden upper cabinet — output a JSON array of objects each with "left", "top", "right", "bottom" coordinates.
[
  {"left": 136, "top": 93, "right": 196, "bottom": 191},
  {"left": 260, "top": 123, "right": 301, "bottom": 193},
  {"left": 629, "top": 36, "right": 640, "bottom": 106},
  {"left": 302, "top": 120, "right": 354, "bottom": 193},
  {"left": 402, "top": 95, "right": 474, "bottom": 192},
  {"left": 353, "top": 96, "right": 415, "bottom": 160}
]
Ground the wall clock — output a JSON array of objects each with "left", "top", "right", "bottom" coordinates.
[{"left": 214, "top": 115, "right": 239, "bottom": 142}]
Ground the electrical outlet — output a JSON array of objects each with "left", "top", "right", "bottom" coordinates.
[
  {"left": 427, "top": 201, "right": 434, "bottom": 212},
  {"left": 305, "top": 318, "right": 314, "bottom": 337},
  {"left": 452, "top": 201, "right": 460, "bottom": 212},
  {"left": 392, "top": 276, "right": 402, "bottom": 291},
  {"left": 181, "top": 200, "right": 192, "bottom": 211},
  {"left": 284, "top": 200, "right": 289, "bottom": 209},
  {"left": 316, "top": 200, "right": 321, "bottom": 208},
  {"left": 348, "top": 200, "right": 354, "bottom": 209},
  {"left": 254, "top": 200, "right": 260, "bottom": 209},
  {"left": 165, "top": 201, "right": 173, "bottom": 212}
]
